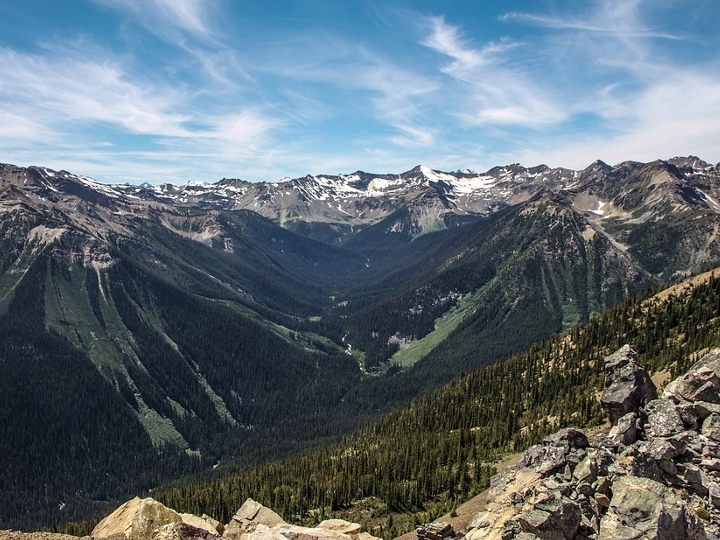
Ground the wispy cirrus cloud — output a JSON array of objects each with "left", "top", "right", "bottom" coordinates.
[
  {"left": 91, "top": 0, "right": 219, "bottom": 42},
  {"left": 249, "top": 34, "right": 442, "bottom": 148},
  {"left": 421, "top": 15, "right": 565, "bottom": 127},
  {"left": 501, "top": 0, "right": 682, "bottom": 40},
  {"left": 0, "top": 42, "right": 281, "bottom": 183},
  {"left": 492, "top": 0, "right": 720, "bottom": 167}
]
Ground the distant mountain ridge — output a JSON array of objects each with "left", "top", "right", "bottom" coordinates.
[{"left": 5, "top": 155, "right": 718, "bottom": 247}]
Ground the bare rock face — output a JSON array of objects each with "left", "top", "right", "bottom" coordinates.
[
  {"left": 91, "top": 497, "right": 183, "bottom": 540},
  {"left": 600, "top": 345, "right": 657, "bottom": 425}
]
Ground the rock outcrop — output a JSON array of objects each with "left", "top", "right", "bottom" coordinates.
[
  {"left": 91, "top": 497, "right": 184, "bottom": 540},
  {"left": 600, "top": 345, "right": 657, "bottom": 425},
  {"left": 90, "top": 498, "right": 378, "bottom": 540},
  {"left": 462, "top": 345, "right": 720, "bottom": 540},
  {"left": 222, "top": 499, "right": 286, "bottom": 540}
]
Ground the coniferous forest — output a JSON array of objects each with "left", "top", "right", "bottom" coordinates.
[{"left": 145, "top": 270, "right": 720, "bottom": 538}]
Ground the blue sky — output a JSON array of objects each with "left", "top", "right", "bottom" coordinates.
[{"left": 0, "top": 0, "right": 718, "bottom": 184}]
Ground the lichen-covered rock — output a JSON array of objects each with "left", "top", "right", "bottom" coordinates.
[
  {"left": 645, "top": 399, "right": 685, "bottom": 437},
  {"left": 597, "top": 476, "right": 692, "bottom": 540},
  {"left": 542, "top": 428, "right": 589, "bottom": 451},
  {"left": 600, "top": 345, "right": 657, "bottom": 425}
]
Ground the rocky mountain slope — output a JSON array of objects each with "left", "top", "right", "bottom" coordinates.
[
  {"left": 462, "top": 345, "right": 720, "bottom": 539},
  {"left": 2, "top": 156, "right": 720, "bottom": 530}
]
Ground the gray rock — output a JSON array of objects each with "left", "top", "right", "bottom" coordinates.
[
  {"left": 594, "top": 493, "right": 610, "bottom": 509},
  {"left": 522, "top": 445, "right": 568, "bottom": 475},
  {"left": 513, "top": 534, "right": 540, "bottom": 540},
  {"left": 598, "top": 476, "right": 691, "bottom": 540},
  {"left": 543, "top": 428, "right": 589, "bottom": 450},
  {"left": 704, "top": 414, "right": 720, "bottom": 442},
  {"left": 316, "top": 520, "right": 361, "bottom": 536},
  {"left": 516, "top": 495, "right": 581, "bottom": 540},
  {"left": 694, "top": 401, "right": 720, "bottom": 420},
  {"left": 609, "top": 412, "right": 638, "bottom": 445},
  {"left": 516, "top": 509, "right": 562, "bottom": 540},
  {"left": 668, "top": 430, "right": 695, "bottom": 456},
  {"left": 664, "top": 350, "right": 720, "bottom": 404},
  {"left": 709, "top": 481, "right": 720, "bottom": 510},
  {"left": 644, "top": 439, "right": 680, "bottom": 475},
  {"left": 613, "top": 444, "right": 662, "bottom": 481},
  {"left": 703, "top": 441, "right": 720, "bottom": 459},
  {"left": 600, "top": 345, "right": 657, "bottom": 425},
  {"left": 153, "top": 522, "right": 220, "bottom": 540},
  {"left": 683, "top": 464, "right": 710, "bottom": 496},
  {"left": 645, "top": 399, "right": 685, "bottom": 437},
  {"left": 573, "top": 454, "right": 598, "bottom": 484},
  {"left": 676, "top": 402, "right": 700, "bottom": 430},
  {"left": 267, "top": 524, "right": 354, "bottom": 540}
]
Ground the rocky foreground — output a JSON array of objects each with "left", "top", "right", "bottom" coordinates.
[
  {"left": 7, "top": 345, "right": 720, "bottom": 540},
  {"left": 462, "top": 345, "right": 720, "bottom": 539}
]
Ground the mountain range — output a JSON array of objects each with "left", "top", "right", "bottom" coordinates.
[{"left": 1, "top": 155, "right": 720, "bottom": 529}]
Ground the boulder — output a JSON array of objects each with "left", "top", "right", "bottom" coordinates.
[
  {"left": 180, "top": 515, "right": 223, "bottom": 536},
  {"left": 223, "top": 499, "right": 286, "bottom": 540},
  {"left": 597, "top": 476, "right": 691, "bottom": 540},
  {"left": 600, "top": 345, "right": 657, "bottom": 425},
  {"left": 608, "top": 412, "right": 637, "bottom": 445},
  {"left": 268, "top": 524, "right": 352, "bottom": 540},
  {"left": 572, "top": 454, "right": 597, "bottom": 484},
  {"left": 316, "top": 521, "right": 361, "bottom": 536},
  {"left": 645, "top": 399, "right": 685, "bottom": 438},
  {"left": 664, "top": 350, "right": 720, "bottom": 404},
  {"left": 703, "top": 413, "right": 720, "bottom": 442},
  {"left": 515, "top": 509, "right": 562, "bottom": 540},
  {"left": 542, "top": 428, "right": 589, "bottom": 450},
  {"left": 153, "top": 522, "right": 220, "bottom": 540},
  {"left": 92, "top": 497, "right": 183, "bottom": 540}
]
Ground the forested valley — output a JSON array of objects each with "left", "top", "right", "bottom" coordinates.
[{"left": 139, "top": 270, "right": 720, "bottom": 539}]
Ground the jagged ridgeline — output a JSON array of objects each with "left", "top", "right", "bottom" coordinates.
[{"left": 155, "top": 270, "right": 720, "bottom": 538}]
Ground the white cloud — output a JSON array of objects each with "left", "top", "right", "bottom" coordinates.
[
  {"left": 519, "top": 70, "right": 720, "bottom": 168},
  {"left": 492, "top": 0, "right": 720, "bottom": 168},
  {"left": 0, "top": 44, "right": 282, "bottom": 183},
  {"left": 250, "top": 37, "right": 442, "bottom": 147},
  {"left": 91, "top": 0, "right": 218, "bottom": 41},
  {"left": 0, "top": 47, "right": 191, "bottom": 136},
  {"left": 421, "top": 16, "right": 565, "bottom": 127}
]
